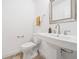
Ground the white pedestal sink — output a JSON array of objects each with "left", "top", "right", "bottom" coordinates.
[{"left": 33, "top": 33, "right": 77, "bottom": 51}]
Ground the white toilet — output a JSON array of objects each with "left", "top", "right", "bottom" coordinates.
[
  {"left": 21, "top": 37, "right": 41, "bottom": 59},
  {"left": 21, "top": 42, "right": 36, "bottom": 59},
  {"left": 21, "top": 42, "right": 36, "bottom": 52}
]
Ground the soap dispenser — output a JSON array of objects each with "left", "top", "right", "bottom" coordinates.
[{"left": 48, "top": 26, "right": 52, "bottom": 33}]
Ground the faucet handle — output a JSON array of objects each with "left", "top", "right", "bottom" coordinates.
[
  {"left": 64, "top": 30, "right": 71, "bottom": 35},
  {"left": 52, "top": 30, "right": 56, "bottom": 34},
  {"left": 55, "top": 24, "right": 61, "bottom": 34}
]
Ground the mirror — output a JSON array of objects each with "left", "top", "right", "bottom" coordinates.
[{"left": 49, "top": 0, "right": 77, "bottom": 24}]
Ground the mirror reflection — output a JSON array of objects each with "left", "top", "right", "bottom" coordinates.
[{"left": 49, "top": 0, "right": 77, "bottom": 24}]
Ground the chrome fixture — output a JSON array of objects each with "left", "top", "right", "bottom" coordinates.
[
  {"left": 64, "top": 30, "right": 71, "bottom": 35},
  {"left": 55, "top": 24, "right": 61, "bottom": 35},
  {"left": 17, "top": 35, "right": 24, "bottom": 38},
  {"left": 61, "top": 48, "right": 73, "bottom": 56}
]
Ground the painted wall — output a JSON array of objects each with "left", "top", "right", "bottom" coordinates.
[
  {"left": 34, "top": 0, "right": 49, "bottom": 33},
  {"left": 51, "top": 22, "right": 77, "bottom": 36},
  {"left": 2, "top": 0, "right": 35, "bottom": 57}
]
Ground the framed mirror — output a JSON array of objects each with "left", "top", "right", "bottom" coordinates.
[{"left": 49, "top": 0, "right": 77, "bottom": 24}]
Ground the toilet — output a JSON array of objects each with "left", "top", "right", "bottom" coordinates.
[
  {"left": 21, "top": 37, "right": 41, "bottom": 59},
  {"left": 21, "top": 42, "right": 36, "bottom": 53}
]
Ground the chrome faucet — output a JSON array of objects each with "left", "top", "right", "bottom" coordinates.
[
  {"left": 55, "top": 24, "right": 61, "bottom": 35},
  {"left": 64, "top": 30, "right": 71, "bottom": 35}
]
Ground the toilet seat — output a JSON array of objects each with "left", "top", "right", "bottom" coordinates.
[
  {"left": 21, "top": 42, "right": 36, "bottom": 48},
  {"left": 21, "top": 42, "right": 37, "bottom": 59},
  {"left": 21, "top": 42, "right": 36, "bottom": 52}
]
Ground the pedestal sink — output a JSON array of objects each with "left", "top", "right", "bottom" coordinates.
[{"left": 33, "top": 33, "right": 77, "bottom": 51}]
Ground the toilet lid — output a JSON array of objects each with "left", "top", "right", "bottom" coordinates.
[{"left": 21, "top": 42, "right": 36, "bottom": 48}]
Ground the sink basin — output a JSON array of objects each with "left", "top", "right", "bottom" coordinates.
[
  {"left": 33, "top": 33, "right": 77, "bottom": 51},
  {"left": 35, "top": 33, "right": 77, "bottom": 44},
  {"left": 49, "top": 33, "right": 77, "bottom": 43},
  {"left": 59, "top": 34, "right": 76, "bottom": 43}
]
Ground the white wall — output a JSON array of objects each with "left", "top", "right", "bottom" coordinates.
[
  {"left": 2, "top": 0, "right": 35, "bottom": 57},
  {"left": 51, "top": 22, "right": 77, "bottom": 36},
  {"left": 34, "top": 0, "right": 49, "bottom": 33}
]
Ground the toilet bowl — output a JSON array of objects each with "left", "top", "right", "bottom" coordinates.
[
  {"left": 21, "top": 37, "right": 41, "bottom": 59},
  {"left": 21, "top": 42, "right": 37, "bottom": 59},
  {"left": 21, "top": 42, "right": 36, "bottom": 53},
  {"left": 22, "top": 42, "right": 36, "bottom": 47}
]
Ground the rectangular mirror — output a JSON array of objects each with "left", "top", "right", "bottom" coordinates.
[{"left": 49, "top": 0, "right": 77, "bottom": 24}]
